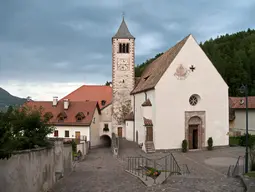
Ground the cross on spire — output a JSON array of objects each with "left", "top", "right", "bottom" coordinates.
[
  {"left": 122, "top": 12, "right": 125, "bottom": 19},
  {"left": 190, "top": 65, "right": 196, "bottom": 72}
]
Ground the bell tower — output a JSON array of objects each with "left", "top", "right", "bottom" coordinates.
[{"left": 112, "top": 17, "right": 135, "bottom": 136}]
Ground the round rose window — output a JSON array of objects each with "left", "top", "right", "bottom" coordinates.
[{"left": 189, "top": 95, "right": 198, "bottom": 106}]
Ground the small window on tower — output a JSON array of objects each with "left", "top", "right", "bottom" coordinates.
[
  {"left": 122, "top": 44, "right": 126, "bottom": 53},
  {"left": 119, "top": 43, "right": 122, "bottom": 53},
  {"left": 118, "top": 43, "right": 129, "bottom": 53},
  {"left": 126, "top": 43, "right": 129, "bottom": 53}
]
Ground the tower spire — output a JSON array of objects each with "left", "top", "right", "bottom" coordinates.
[{"left": 113, "top": 14, "right": 134, "bottom": 39}]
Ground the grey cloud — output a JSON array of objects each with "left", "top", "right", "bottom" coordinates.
[{"left": 0, "top": 0, "right": 254, "bottom": 84}]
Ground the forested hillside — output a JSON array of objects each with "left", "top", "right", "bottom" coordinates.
[
  {"left": 135, "top": 29, "right": 255, "bottom": 96},
  {"left": 0, "top": 88, "right": 26, "bottom": 111}
]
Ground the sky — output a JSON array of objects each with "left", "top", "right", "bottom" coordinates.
[{"left": 0, "top": 0, "right": 254, "bottom": 101}]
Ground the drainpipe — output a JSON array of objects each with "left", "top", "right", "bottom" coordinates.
[{"left": 133, "top": 94, "right": 135, "bottom": 142}]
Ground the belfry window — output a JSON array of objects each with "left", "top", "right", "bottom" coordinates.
[{"left": 119, "top": 43, "right": 130, "bottom": 53}]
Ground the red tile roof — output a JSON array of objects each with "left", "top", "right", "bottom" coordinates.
[
  {"left": 229, "top": 97, "right": 255, "bottom": 109},
  {"left": 24, "top": 100, "right": 100, "bottom": 126},
  {"left": 131, "top": 35, "right": 190, "bottom": 94},
  {"left": 143, "top": 117, "right": 153, "bottom": 126},
  {"left": 141, "top": 99, "right": 152, "bottom": 106},
  {"left": 124, "top": 111, "right": 134, "bottom": 121},
  {"left": 61, "top": 85, "right": 112, "bottom": 109}
]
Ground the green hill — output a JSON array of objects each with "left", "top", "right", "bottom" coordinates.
[
  {"left": 135, "top": 28, "right": 255, "bottom": 96},
  {"left": 0, "top": 87, "right": 26, "bottom": 111}
]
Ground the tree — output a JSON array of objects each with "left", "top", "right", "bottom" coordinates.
[
  {"left": 0, "top": 106, "right": 54, "bottom": 159},
  {"left": 105, "top": 81, "right": 112, "bottom": 86}
]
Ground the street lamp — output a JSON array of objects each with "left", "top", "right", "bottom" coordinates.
[{"left": 239, "top": 84, "right": 249, "bottom": 173}]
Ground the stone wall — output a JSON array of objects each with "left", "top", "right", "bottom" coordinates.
[{"left": 0, "top": 139, "right": 73, "bottom": 192}]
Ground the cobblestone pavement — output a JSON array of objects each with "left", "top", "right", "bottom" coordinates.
[{"left": 52, "top": 142, "right": 245, "bottom": 192}]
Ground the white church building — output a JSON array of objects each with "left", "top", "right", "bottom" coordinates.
[
  {"left": 112, "top": 18, "right": 229, "bottom": 152},
  {"left": 28, "top": 18, "right": 229, "bottom": 153}
]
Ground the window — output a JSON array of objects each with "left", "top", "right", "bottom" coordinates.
[
  {"left": 76, "top": 116, "right": 82, "bottom": 122},
  {"left": 118, "top": 43, "right": 130, "bottom": 53},
  {"left": 101, "top": 100, "right": 106, "bottom": 106},
  {"left": 93, "top": 117, "right": 95, "bottom": 124},
  {"left": 58, "top": 116, "right": 64, "bottom": 122},
  {"left": 54, "top": 130, "right": 58, "bottom": 137},
  {"left": 189, "top": 94, "right": 199, "bottom": 106},
  {"left": 103, "top": 123, "right": 109, "bottom": 132},
  {"left": 144, "top": 75, "right": 150, "bottom": 81},
  {"left": 87, "top": 112, "right": 89, "bottom": 115},
  {"left": 65, "top": 130, "right": 69, "bottom": 137}
]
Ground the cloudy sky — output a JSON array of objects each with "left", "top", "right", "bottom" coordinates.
[{"left": 0, "top": 0, "right": 254, "bottom": 100}]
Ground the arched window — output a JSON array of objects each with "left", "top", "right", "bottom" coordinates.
[
  {"left": 119, "top": 43, "right": 122, "bottom": 53},
  {"left": 122, "top": 44, "right": 126, "bottom": 53},
  {"left": 126, "top": 43, "right": 129, "bottom": 53},
  {"left": 118, "top": 43, "right": 130, "bottom": 53}
]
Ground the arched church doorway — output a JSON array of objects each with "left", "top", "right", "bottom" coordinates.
[
  {"left": 100, "top": 135, "right": 111, "bottom": 147},
  {"left": 188, "top": 116, "right": 202, "bottom": 150}
]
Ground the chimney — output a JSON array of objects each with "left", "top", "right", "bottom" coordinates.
[
  {"left": 53, "top": 96, "right": 58, "bottom": 106},
  {"left": 64, "top": 99, "right": 69, "bottom": 110}
]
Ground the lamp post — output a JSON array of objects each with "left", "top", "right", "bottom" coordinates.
[{"left": 239, "top": 84, "right": 249, "bottom": 173}]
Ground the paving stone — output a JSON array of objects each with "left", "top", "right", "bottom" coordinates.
[{"left": 51, "top": 142, "right": 247, "bottom": 192}]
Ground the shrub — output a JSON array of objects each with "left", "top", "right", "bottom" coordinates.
[
  {"left": 182, "top": 139, "right": 188, "bottom": 152},
  {"left": 229, "top": 136, "right": 240, "bottom": 146},
  {"left": 239, "top": 134, "right": 255, "bottom": 147},
  {"left": 207, "top": 137, "right": 213, "bottom": 150}
]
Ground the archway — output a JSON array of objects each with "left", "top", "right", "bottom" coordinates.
[
  {"left": 100, "top": 135, "right": 111, "bottom": 147},
  {"left": 188, "top": 116, "right": 202, "bottom": 150}
]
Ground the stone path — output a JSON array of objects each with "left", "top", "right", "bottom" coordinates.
[{"left": 51, "top": 144, "right": 245, "bottom": 192}]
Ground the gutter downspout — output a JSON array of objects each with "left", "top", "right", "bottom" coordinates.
[{"left": 133, "top": 94, "right": 136, "bottom": 142}]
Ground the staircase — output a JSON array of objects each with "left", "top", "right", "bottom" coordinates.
[{"left": 145, "top": 141, "right": 155, "bottom": 153}]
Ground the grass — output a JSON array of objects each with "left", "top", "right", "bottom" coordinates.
[{"left": 245, "top": 171, "right": 255, "bottom": 178}]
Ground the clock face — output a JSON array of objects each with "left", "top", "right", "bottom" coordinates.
[{"left": 117, "top": 58, "right": 129, "bottom": 71}]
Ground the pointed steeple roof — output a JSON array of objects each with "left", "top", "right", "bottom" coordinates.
[{"left": 113, "top": 17, "right": 134, "bottom": 39}]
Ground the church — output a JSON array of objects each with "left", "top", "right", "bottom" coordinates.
[{"left": 26, "top": 18, "right": 229, "bottom": 152}]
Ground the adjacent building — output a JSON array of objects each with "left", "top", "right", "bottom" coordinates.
[{"left": 229, "top": 96, "right": 255, "bottom": 135}]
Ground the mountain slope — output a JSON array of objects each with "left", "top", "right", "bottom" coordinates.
[{"left": 0, "top": 88, "right": 26, "bottom": 110}]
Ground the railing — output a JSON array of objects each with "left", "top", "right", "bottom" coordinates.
[
  {"left": 127, "top": 153, "right": 189, "bottom": 184},
  {"left": 227, "top": 155, "right": 245, "bottom": 177}
]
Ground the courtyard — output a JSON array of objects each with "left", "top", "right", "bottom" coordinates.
[{"left": 51, "top": 144, "right": 245, "bottom": 192}]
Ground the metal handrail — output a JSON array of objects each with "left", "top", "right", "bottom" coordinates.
[{"left": 232, "top": 156, "right": 244, "bottom": 176}]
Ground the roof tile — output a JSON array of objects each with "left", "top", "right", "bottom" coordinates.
[
  {"left": 142, "top": 99, "right": 152, "bottom": 106},
  {"left": 113, "top": 18, "right": 134, "bottom": 39},
  {"left": 24, "top": 100, "right": 100, "bottom": 126},
  {"left": 143, "top": 117, "right": 153, "bottom": 126},
  {"left": 124, "top": 111, "right": 134, "bottom": 121},
  {"left": 229, "top": 97, "right": 255, "bottom": 109},
  {"left": 131, "top": 35, "right": 190, "bottom": 94},
  {"left": 61, "top": 85, "right": 112, "bottom": 109}
]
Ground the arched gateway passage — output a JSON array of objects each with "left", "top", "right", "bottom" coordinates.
[{"left": 100, "top": 135, "right": 111, "bottom": 147}]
